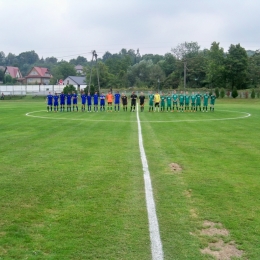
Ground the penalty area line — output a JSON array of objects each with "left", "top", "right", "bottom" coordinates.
[{"left": 136, "top": 104, "right": 164, "bottom": 260}]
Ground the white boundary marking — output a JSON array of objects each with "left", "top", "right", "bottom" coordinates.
[
  {"left": 25, "top": 110, "right": 251, "bottom": 123},
  {"left": 136, "top": 105, "right": 164, "bottom": 260}
]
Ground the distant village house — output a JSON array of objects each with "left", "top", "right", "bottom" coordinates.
[
  {"left": 25, "top": 67, "right": 52, "bottom": 85},
  {"left": 4, "top": 66, "right": 24, "bottom": 83},
  {"left": 63, "top": 76, "right": 86, "bottom": 91},
  {"left": 75, "top": 65, "right": 84, "bottom": 75}
]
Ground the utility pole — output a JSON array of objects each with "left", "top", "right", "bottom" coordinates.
[
  {"left": 88, "top": 50, "right": 95, "bottom": 93},
  {"left": 88, "top": 50, "right": 100, "bottom": 93}
]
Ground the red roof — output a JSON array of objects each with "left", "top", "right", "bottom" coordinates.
[
  {"left": 25, "top": 67, "right": 52, "bottom": 78},
  {"left": 34, "top": 67, "right": 49, "bottom": 77},
  {"left": 5, "top": 66, "right": 22, "bottom": 78}
]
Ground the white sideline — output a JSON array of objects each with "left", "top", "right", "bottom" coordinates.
[{"left": 136, "top": 105, "right": 164, "bottom": 260}]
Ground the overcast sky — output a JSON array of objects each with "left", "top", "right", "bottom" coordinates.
[{"left": 0, "top": 0, "right": 259, "bottom": 61}]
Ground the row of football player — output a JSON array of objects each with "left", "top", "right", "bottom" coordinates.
[
  {"left": 46, "top": 90, "right": 216, "bottom": 103},
  {"left": 46, "top": 91, "right": 216, "bottom": 112}
]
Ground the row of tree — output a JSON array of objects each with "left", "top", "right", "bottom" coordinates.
[{"left": 0, "top": 42, "right": 260, "bottom": 90}]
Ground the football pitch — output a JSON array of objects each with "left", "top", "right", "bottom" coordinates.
[{"left": 0, "top": 98, "right": 259, "bottom": 259}]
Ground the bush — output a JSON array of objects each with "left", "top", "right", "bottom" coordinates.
[
  {"left": 220, "top": 88, "right": 225, "bottom": 98},
  {"left": 215, "top": 88, "right": 220, "bottom": 98},
  {"left": 251, "top": 89, "right": 256, "bottom": 99},
  {"left": 84, "top": 84, "right": 96, "bottom": 95},
  {"left": 232, "top": 87, "right": 238, "bottom": 98},
  {"left": 63, "top": 84, "right": 77, "bottom": 94},
  {"left": 257, "top": 89, "right": 260, "bottom": 98}
]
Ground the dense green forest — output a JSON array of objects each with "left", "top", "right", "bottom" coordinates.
[{"left": 0, "top": 41, "right": 260, "bottom": 90}]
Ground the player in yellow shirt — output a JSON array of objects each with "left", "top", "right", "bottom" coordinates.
[{"left": 154, "top": 92, "right": 161, "bottom": 112}]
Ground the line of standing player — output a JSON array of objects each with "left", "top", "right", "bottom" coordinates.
[
  {"left": 147, "top": 90, "right": 216, "bottom": 112},
  {"left": 46, "top": 90, "right": 216, "bottom": 113}
]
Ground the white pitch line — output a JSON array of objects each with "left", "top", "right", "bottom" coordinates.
[
  {"left": 25, "top": 109, "right": 251, "bottom": 123},
  {"left": 136, "top": 105, "right": 164, "bottom": 260}
]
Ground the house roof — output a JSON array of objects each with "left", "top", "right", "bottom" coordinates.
[
  {"left": 66, "top": 76, "right": 86, "bottom": 85},
  {"left": 5, "top": 66, "right": 23, "bottom": 78},
  {"left": 25, "top": 67, "right": 52, "bottom": 78},
  {"left": 34, "top": 67, "right": 49, "bottom": 77},
  {"left": 75, "top": 65, "right": 83, "bottom": 70}
]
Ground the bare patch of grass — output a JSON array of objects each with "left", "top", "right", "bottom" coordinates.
[
  {"left": 201, "top": 221, "right": 229, "bottom": 236},
  {"left": 201, "top": 239, "right": 243, "bottom": 260},
  {"left": 169, "top": 163, "right": 182, "bottom": 173},
  {"left": 190, "top": 209, "right": 198, "bottom": 218},
  {"left": 200, "top": 221, "right": 243, "bottom": 259}
]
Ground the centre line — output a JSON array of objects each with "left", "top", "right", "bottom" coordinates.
[{"left": 136, "top": 105, "right": 164, "bottom": 260}]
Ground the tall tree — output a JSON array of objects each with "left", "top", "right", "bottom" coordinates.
[
  {"left": 127, "top": 60, "right": 165, "bottom": 88},
  {"left": 69, "top": 56, "right": 87, "bottom": 65},
  {"left": 5, "top": 53, "right": 18, "bottom": 66},
  {"left": 45, "top": 57, "right": 58, "bottom": 64},
  {"left": 0, "top": 51, "right": 5, "bottom": 65},
  {"left": 205, "top": 42, "right": 225, "bottom": 89},
  {"left": 247, "top": 50, "right": 260, "bottom": 87},
  {"left": 225, "top": 44, "right": 248, "bottom": 89},
  {"left": 158, "top": 53, "right": 177, "bottom": 77},
  {"left": 171, "top": 42, "right": 200, "bottom": 60},
  {"left": 17, "top": 51, "right": 39, "bottom": 65},
  {"left": 50, "top": 62, "right": 76, "bottom": 84}
]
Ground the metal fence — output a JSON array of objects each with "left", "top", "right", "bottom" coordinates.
[
  {"left": 0, "top": 85, "right": 87, "bottom": 96},
  {"left": 0, "top": 85, "right": 259, "bottom": 98}
]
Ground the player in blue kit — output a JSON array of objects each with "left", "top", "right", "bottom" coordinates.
[
  {"left": 46, "top": 92, "right": 53, "bottom": 112},
  {"left": 100, "top": 92, "right": 105, "bottom": 111},
  {"left": 87, "top": 92, "right": 92, "bottom": 112},
  {"left": 114, "top": 91, "right": 121, "bottom": 111},
  {"left": 72, "top": 91, "right": 78, "bottom": 112},
  {"left": 53, "top": 93, "right": 59, "bottom": 112},
  {"left": 66, "top": 92, "right": 72, "bottom": 112},
  {"left": 93, "top": 91, "right": 99, "bottom": 112},
  {"left": 59, "top": 91, "right": 66, "bottom": 112},
  {"left": 81, "top": 92, "right": 87, "bottom": 112}
]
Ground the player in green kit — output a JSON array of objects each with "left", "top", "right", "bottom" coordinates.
[
  {"left": 184, "top": 91, "right": 190, "bottom": 112},
  {"left": 191, "top": 92, "right": 196, "bottom": 112},
  {"left": 160, "top": 93, "right": 166, "bottom": 112},
  {"left": 148, "top": 91, "right": 154, "bottom": 112},
  {"left": 166, "top": 93, "right": 172, "bottom": 112},
  {"left": 210, "top": 93, "right": 216, "bottom": 111},
  {"left": 196, "top": 92, "right": 202, "bottom": 111},
  {"left": 179, "top": 91, "right": 185, "bottom": 112},
  {"left": 203, "top": 92, "right": 209, "bottom": 112},
  {"left": 172, "top": 90, "right": 178, "bottom": 112}
]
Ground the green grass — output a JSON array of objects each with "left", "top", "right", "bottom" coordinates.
[{"left": 0, "top": 98, "right": 259, "bottom": 259}]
